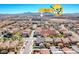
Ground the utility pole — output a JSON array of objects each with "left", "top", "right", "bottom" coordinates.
[{"left": 40, "top": 12, "right": 43, "bottom": 24}]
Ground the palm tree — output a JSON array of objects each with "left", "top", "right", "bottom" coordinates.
[{"left": 50, "top": 5, "right": 63, "bottom": 16}]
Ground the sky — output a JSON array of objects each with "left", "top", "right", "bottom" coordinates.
[{"left": 0, "top": 4, "right": 79, "bottom": 14}]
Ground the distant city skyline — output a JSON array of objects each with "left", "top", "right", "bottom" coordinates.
[{"left": 0, "top": 4, "right": 79, "bottom": 14}]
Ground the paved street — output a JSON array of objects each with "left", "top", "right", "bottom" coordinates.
[
  {"left": 20, "top": 30, "right": 36, "bottom": 54},
  {"left": 22, "top": 39, "right": 33, "bottom": 54}
]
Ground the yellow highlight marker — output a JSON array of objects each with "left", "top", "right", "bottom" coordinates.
[
  {"left": 39, "top": 4, "right": 64, "bottom": 16},
  {"left": 39, "top": 8, "right": 53, "bottom": 12}
]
